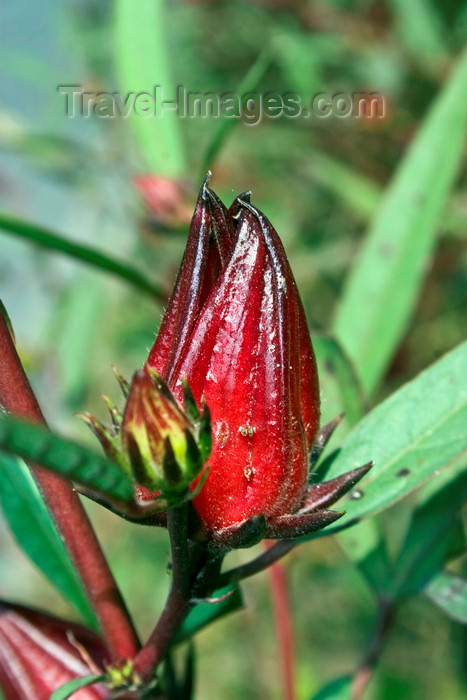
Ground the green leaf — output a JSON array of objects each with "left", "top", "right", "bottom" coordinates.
[
  {"left": 313, "top": 341, "right": 467, "bottom": 535},
  {"left": 174, "top": 586, "right": 242, "bottom": 645},
  {"left": 0, "top": 455, "right": 97, "bottom": 627},
  {"left": 338, "top": 517, "right": 392, "bottom": 597},
  {"left": 389, "top": 0, "right": 448, "bottom": 65},
  {"left": 48, "top": 274, "right": 105, "bottom": 404},
  {"left": 201, "top": 47, "right": 272, "bottom": 177},
  {"left": 333, "top": 47, "right": 467, "bottom": 396},
  {"left": 424, "top": 570, "right": 467, "bottom": 625},
  {"left": 114, "top": 0, "right": 185, "bottom": 176},
  {"left": 390, "top": 459, "right": 467, "bottom": 596},
  {"left": 339, "top": 457, "right": 467, "bottom": 598},
  {"left": 0, "top": 417, "right": 134, "bottom": 501},
  {"left": 311, "top": 676, "right": 352, "bottom": 700},
  {"left": 0, "top": 210, "right": 165, "bottom": 301},
  {"left": 304, "top": 152, "right": 382, "bottom": 222},
  {"left": 313, "top": 335, "right": 367, "bottom": 427},
  {"left": 49, "top": 674, "right": 106, "bottom": 700}
]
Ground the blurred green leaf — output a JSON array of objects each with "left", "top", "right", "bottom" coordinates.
[
  {"left": 313, "top": 335, "right": 367, "bottom": 427},
  {"left": 114, "top": 0, "right": 186, "bottom": 176},
  {"left": 0, "top": 417, "right": 134, "bottom": 501},
  {"left": 341, "top": 457, "right": 467, "bottom": 598},
  {"left": 303, "top": 152, "right": 382, "bottom": 222},
  {"left": 0, "top": 455, "right": 97, "bottom": 628},
  {"left": 390, "top": 459, "right": 467, "bottom": 596},
  {"left": 314, "top": 341, "right": 467, "bottom": 535},
  {"left": 311, "top": 676, "right": 352, "bottom": 700},
  {"left": 48, "top": 274, "right": 105, "bottom": 404},
  {"left": 333, "top": 47, "right": 467, "bottom": 396},
  {"left": 424, "top": 571, "right": 467, "bottom": 625},
  {"left": 49, "top": 674, "right": 106, "bottom": 700},
  {"left": 389, "top": 0, "right": 448, "bottom": 67},
  {"left": 338, "top": 517, "right": 392, "bottom": 596},
  {"left": 201, "top": 47, "right": 272, "bottom": 176},
  {"left": 0, "top": 211, "right": 165, "bottom": 301},
  {"left": 0, "top": 127, "right": 95, "bottom": 179},
  {"left": 174, "top": 586, "right": 242, "bottom": 644}
]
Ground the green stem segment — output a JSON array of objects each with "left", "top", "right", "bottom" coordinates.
[{"left": 0, "top": 311, "right": 140, "bottom": 661}]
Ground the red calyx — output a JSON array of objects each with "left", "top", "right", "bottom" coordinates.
[
  {"left": 0, "top": 601, "right": 109, "bottom": 699},
  {"left": 146, "top": 179, "right": 320, "bottom": 535}
]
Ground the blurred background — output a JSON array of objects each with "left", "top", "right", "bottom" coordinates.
[{"left": 0, "top": 1, "right": 466, "bottom": 698}]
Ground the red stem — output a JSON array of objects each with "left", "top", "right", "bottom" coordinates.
[
  {"left": 133, "top": 507, "right": 192, "bottom": 681},
  {"left": 0, "top": 313, "right": 140, "bottom": 661},
  {"left": 264, "top": 541, "right": 296, "bottom": 700}
]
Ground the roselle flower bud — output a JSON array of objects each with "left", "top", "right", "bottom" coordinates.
[
  {"left": 120, "top": 368, "right": 211, "bottom": 502},
  {"left": 0, "top": 601, "right": 108, "bottom": 699},
  {"left": 80, "top": 365, "right": 210, "bottom": 511},
  {"left": 146, "top": 177, "right": 372, "bottom": 546}
]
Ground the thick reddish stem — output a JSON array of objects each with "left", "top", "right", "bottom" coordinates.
[
  {"left": 265, "top": 542, "right": 296, "bottom": 700},
  {"left": 133, "top": 507, "right": 191, "bottom": 681},
  {"left": 0, "top": 313, "right": 140, "bottom": 661}
]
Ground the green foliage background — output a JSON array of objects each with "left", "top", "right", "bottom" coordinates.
[{"left": 0, "top": 1, "right": 466, "bottom": 698}]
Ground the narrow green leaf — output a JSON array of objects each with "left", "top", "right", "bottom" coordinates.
[
  {"left": 313, "top": 341, "right": 467, "bottom": 535},
  {"left": 49, "top": 674, "right": 106, "bottom": 700},
  {"left": 424, "top": 570, "right": 467, "bottom": 625},
  {"left": 0, "top": 417, "right": 134, "bottom": 501},
  {"left": 313, "top": 335, "right": 367, "bottom": 427},
  {"left": 0, "top": 210, "right": 165, "bottom": 301},
  {"left": 274, "top": 30, "right": 325, "bottom": 99},
  {"left": 114, "top": 0, "right": 185, "bottom": 176},
  {"left": 0, "top": 455, "right": 97, "bottom": 627},
  {"left": 201, "top": 47, "right": 272, "bottom": 176},
  {"left": 174, "top": 586, "right": 242, "bottom": 645},
  {"left": 333, "top": 47, "right": 467, "bottom": 395},
  {"left": 304, "top": 152, "right": 382, "bottom": 222},
  {"left": 389, "top": 0, "right": 448, "bottom": 65},
  {"left": 311, "top": 676, "right": 352, "bottom": 700}
]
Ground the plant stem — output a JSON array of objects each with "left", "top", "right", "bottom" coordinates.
[
  {"left": 133, "top": 506, "right": 192, "bottom": 682},
  {"left": 351, "top": 598, "right": 395, "bottom": 700},
  {"left": 0, "top": 312, "right": 140, "bottom": 660},
  {"left": 265, "top": 543, "right": 296, "bottom": 700},
  {"left": 219, "top": 539, "right": 298, "bottom": 587}
]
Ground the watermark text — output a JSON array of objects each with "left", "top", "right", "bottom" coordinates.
[{"left": 58, "top": 85, "right": 386, "bottom": 125}]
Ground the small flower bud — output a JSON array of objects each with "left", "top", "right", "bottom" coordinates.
[{"left": 120, "top": 369, "right": 210, "bottom": 504}]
